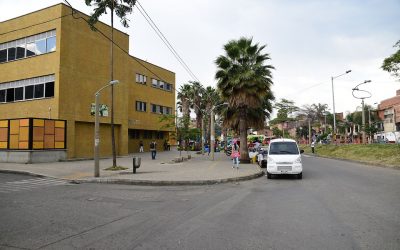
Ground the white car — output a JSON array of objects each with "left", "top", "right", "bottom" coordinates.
[{"left": 266, "top": 138, "right": 304, "bottom": 179}]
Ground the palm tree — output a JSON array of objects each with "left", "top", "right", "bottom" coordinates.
[
  {"left": 85, "top": 0, "right": 137, "bottom": 167},
  {"left": 188, "top": 81, "right": 205, "bottom": 129},
  {"left": 215, "top": 37, "right": 274, "bottom": 162},
  {"left": 177, "top": 84, "right": 192, "bottom": 150},
  {"left": 203, "top": 86, "right": 221, "bottom": 144}
]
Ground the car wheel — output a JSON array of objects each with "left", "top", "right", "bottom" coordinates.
[
  {"left": 267, "top": 172, "right": 272, "bottom": 179},
  {"left": 297, "top": 172, "right": 302, "bottom": 179}
]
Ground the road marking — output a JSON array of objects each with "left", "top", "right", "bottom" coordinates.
[{"left": 0, "top": 178, "right": 68, "bottom": 194}]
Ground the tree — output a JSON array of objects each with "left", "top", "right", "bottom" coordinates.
[
  {"left": 382, "top": 40, "right": 400, "bottom": 80},
  {"left": 177, "top": 84, "right": 193, "bottom": 150},
  {"left": 85, "top": 0, "right": 137, "bottom": 167},
  {"left": 216, "top": 37, "right": 274, "bottom": 162},
  {"left": 188, "top": 81, "right": 205, "bottom": 129}
]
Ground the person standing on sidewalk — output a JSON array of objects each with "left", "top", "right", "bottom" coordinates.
[
  {"left": 139, "top": 140, "right": 144, "bottom": 153},
  {"left": 231, "top": 139, "right": 240, "bottom": 169},
  {"left": 311, "top": 140, "right": 315, "bottom": 154},
  {"left": 150, "top": 140, "right": 157, "bottom": 160}
]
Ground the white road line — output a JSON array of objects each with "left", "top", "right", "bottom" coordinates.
[{"left": 0, "top": 178, "right": 68, "bottom": 194}]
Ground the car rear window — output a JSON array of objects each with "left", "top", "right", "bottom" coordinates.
[{"left": 269, "top": 142, "right": 299, "bottom": 155}]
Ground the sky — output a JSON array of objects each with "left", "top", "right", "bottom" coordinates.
[{"left": 1, "top": 0, "right": 399, "bottom": 117}]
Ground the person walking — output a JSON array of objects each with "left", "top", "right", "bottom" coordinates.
[
  {"left": 139, "top": 140, "right": 144, "bottom": 153},
  {"left": 311, "top": 140, "right": 315, "bottom": 154},
  {"left": 150, "top": 140, "right": 157, "bottom": 160},
  {"left": 231, "top": 139, "right": 240, "bottom": 169}
]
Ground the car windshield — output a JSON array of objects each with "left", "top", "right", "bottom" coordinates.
[{"left": 269, "top": 142, "right": 299, "bottom": 155}]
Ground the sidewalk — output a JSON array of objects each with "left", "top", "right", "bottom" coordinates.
[{"left": 0, "top": 149, "right": 264, "bottom": 185}]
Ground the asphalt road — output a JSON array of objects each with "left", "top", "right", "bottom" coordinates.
[{"left": 0, "top": 156, "right": 399, "bottom": 250}]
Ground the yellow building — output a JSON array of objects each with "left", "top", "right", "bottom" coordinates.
[{"left": 0, "top": 3, "right": 175, "bottom": 162}]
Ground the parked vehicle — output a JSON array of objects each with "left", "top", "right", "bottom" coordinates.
[{"left": 265, "top": 138, "right": 304, "bottom": 179}]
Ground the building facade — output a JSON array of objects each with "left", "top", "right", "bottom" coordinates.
[
  {"left": 0, "top": 4, "right": 175, "bottom": 160},
  {"left": 376, "top": 89, "right": 400, "bottom": 143}
]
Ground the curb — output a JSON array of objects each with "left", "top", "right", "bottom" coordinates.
[{"left": 73, "top": 171, "right": 265, "bottom": 186}]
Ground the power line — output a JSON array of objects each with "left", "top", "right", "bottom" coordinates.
[
  {"left": 135, "top": 1, "right": 200, "bottom": 82},
  {"left": 63, "top": 0, "right": 180, "bottom": 95}
]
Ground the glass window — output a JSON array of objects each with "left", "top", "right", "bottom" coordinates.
[
  {"left": 143, "top": 76, "right": 147, "bottom": 84},
  {"left": 34, "top": 84, "right": 44, "bottom": 98},
  {"left": 7, "top": 47, "right": 16, "bottom": 61},
  {"left": 45, "top": 81, "right": 54, "bottom": 97},
  {"left": 166, "top": 84, "right": 171, "bottom": 91},
  {"left": 15, "top": 87, "right": 24, "bottom": 101},
  {"left": 152, "top": 104, "right": 156, "bottom": 113},
  {"left": 159, "top": 81, "right": 164, "bottom": 89},
  {"left": 136, "top": 74, "right": 140, "bottom": 82},
  {"left": 0, "top": 89, "right": 5, "bottom": 102},
  {"left": 35, "top": 39, "right": 46, "bottom": 55},
  {"left": 46, "top": 36, "right": 56, "bottom": 52},
  {"left": 0, "top": 49, "right": 6, "bottom": 63},
  {"left": 16, "top": 45, "right": 25, "bottom": 59},
  {"left": 25, "top": 85, "right": 34, "bottom": 99},
  {"left": 26, "top": 42, "right": 36, "bottom": 57},
  {"left": 152, "top": 79, "right": 158, "bottom": 87},
  {"left": 6, "top": 88, "right": 14, "bottom": 102},
  {"left": 269, "top": 142, "right": 299, "bottom": 155}
]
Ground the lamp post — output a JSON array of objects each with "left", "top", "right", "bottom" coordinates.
[
  {"left": 94, "top": 80, "right": 119, "bottom": 177},
  {"left": 210, "top": 102, "right": 228, "bottom": 161},
  {"left": 352, "top": 80, "right": 371, "bottom": 144},
  {"left": 331, "top": 70, "right": 351, "bottom": 143}
]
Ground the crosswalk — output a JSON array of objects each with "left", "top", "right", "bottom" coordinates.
[{"left": 0, "top": 177, "right": 69, "bottom": 194}]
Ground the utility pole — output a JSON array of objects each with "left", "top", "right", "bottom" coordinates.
[
  {"left": 210, "top": 109, "right": 215, "bottom": 160},
  {"left": 308, "top": 119, "right": 311, "bottom": 144},
  {"left": 361, "top": 99, "right": 366, "bottom": 144},
  {"left": 201, "top": 118, "right": 205, "bottom": 155}
]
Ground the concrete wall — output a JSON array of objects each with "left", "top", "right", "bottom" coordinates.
[{"left": 0, "top": 150, "right": 66, "bottom": 163}]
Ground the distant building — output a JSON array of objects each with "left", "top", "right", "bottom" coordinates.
[{"left": 376, "top": 89, "right": 400, "bottom": 143}]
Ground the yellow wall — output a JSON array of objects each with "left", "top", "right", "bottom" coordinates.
[{"left": 0, "top": 4, "right": 175, "bottom": 159}]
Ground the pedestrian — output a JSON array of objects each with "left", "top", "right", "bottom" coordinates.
[
  {"left": 164, "top": 140, "right": 168, "bottom": 151},
  {"left": 257, "top": 151, "right": 264, "bottom": 167},
  {"left": 311, "top": 140, "right": 315, "bottom": 154},
  {"left": 231, "top": 139, "right": 240, "bottom": 169},
  {"left": 150, "top": 140, "right": 157, "bottom": 160},
  {"left": 139, "top": 140, "right": 144, "bottom": 153}
]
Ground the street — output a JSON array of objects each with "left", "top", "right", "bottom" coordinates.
[{"left": 1, "top": 156, "right": 399, "bottom": 250}]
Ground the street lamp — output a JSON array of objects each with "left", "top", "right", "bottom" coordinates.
[
  {"left": 352, "top": 80, "right": 372, "bottom": 144},
  {"left": 331, "top": 70, "right": 351, "bottom": 143},
  {"left": 94, "top": 80, "right": 119, "bottom": 177},
  {"left": 210, "top": 102, "right": 228, "bottom": 161}
]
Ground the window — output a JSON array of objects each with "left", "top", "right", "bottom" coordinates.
[
  {"left": 14, "top": 87, "right": 24, "bottom": 101},
  {"left": 0, "top": 74, "right": 55, "bottom": 104},
  {"left": 136, "top": 101, "right": 146, "bottom": 112},
  {"left": 152, "top": 79, "right": 158, "bottom": 87},
  {"left": 151, "top": 78, "right": 172, "bottom": 92},
  {"left": 25, "top": 85, "right": 34, "bottom": 100},
  {"left": 150, "top": 104, "right": 172, "bottom": 115},
  {"left": 0, "top": 30, "right": 56, "bottom": 63},
  {"left": 0, "top": 89, "right": 5, "bottom": 102},
  {"left": 46, "top": 36, "right": 56, "bottom": 52},
  {"left": 0, "top": 49, "right": 7, "bottom": 63},
  {"left": 156, "top": 131, "right": 164, "bottom": 139},
  {"left": 6, "top": 89, "right": 14, "bottom": 102},
  {"left": 143, "top": 130, "right": 153, "bottom": 139},
  {"left": 135, "top": 73, "right": 147, "bottom": 84},
  {"left": 26, "top": 42, "right": 36, "bottom": 57},
  {"left": 45, "top": 82, "right": 54, "bottom": 98},
  {"left": 129, "top": 129, "right": 141, "bottom": 139},
  {"left": 35, "top": 39, "right": 46, "bottom": 55},
  {"left": 152, "top": 104, "right": 157, "bottom": 113},
  {"left": 269, "top": 142, "right": 299, "bottom": 155},
  {"left": 7, "top": 47, "right": 16, "bottom": 61}
]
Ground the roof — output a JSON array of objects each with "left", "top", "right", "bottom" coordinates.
[{"left": 270, "top": 138, "right": 297, "bottom": 143}]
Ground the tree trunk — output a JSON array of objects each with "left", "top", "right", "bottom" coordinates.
[
  {"left": 239, "top": 111, "right": 250, "bottom": 163},
  {"left": 111, "top": 5, "right": 117, "bottom": 167}
]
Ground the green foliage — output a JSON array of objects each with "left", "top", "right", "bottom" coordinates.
[
  {"left": 270, "top": 98, "right": 298, "bottom": 125},
  {"left": 215, "top": 37, "right": 275, "bottom": 161},
  {"left": 85, "top": 0, "right": 137, "bottom": 29},
  {"left": 272, "top": 127, "right": 283, "bottom": 137},
  {"left": 299, "top": 144, "right": 400, "bottom": 168},
  {"left": 382, "top": 40, "right": 400, "bottom": 79}
]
